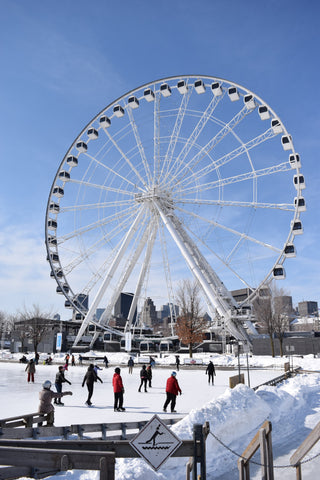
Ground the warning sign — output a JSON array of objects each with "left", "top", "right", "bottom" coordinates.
[{"left": 130, "top": 414, "right": 182, "bottom": 471}]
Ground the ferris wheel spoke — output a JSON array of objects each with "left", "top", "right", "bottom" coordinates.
[
  {"left": 183, "top": 221, "right": 254, "bottom": 291},
  {"left": 101, "top": 127, "right": 148, "bottom": 189},
  {"left": 98, "top": 217, "right": 158, "bottom": 334},
  {"left": 79, "top": 151, "right": 144, "bottom": 191},
  {"left": 159, "top": 222, "right": 177, "bottom": 333},
  {"left": 58, "top": 211, "right": 141, "bottom": 278},
  {"left": 169, "top": 103, "right": 255, "bottom": 189},
  {"left": 176, "top": 205, "right": 282, "bottom": 253},
  {"left": 153, "top": 91, "right": 161, "bottom": 184},
  {"left": 179, "top": 161, "right": 291, "bottom": 196},
  {"left": 57, "top": 204, "right": 138, "bottom": 244},
  {"left": 179, "top": 127, "right": 277, "bottom": 190},
  {"left": 126, "top": 107, "right": 153, "bottom": 186},
  {"left": 166, "top": 91, "right": 226, "bottom": 182},
  {"left": 68, "top": 178, "right": 135, "bottom": 197},
  {"left": 174, "top": 198, "right": 295, "bottom": 212},
  {"left": 60, "top": 199, "right": 133, "bottom": 213},
  {"left": 89, "top": 217, "right": 154, "bottom": 346},
  {"left": 160, "top": 85, "right": 193, "bottom": 182},
  {"left": 74, "top": 215, "right": 150, "bottom": 297},
  {"left": 74, "top": 206, "right": 147, "bottom": 344}
]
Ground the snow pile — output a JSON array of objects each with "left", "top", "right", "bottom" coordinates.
[{"left": 114, "top": 373, "right": 320, "bottom": 480}]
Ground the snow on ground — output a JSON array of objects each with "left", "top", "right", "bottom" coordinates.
[{"left": 1, "top": 351, "right": 320, "bottom": 479}]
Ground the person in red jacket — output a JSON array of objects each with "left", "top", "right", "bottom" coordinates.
[
  {"left": 112, "top": 367, "right": 125, "bottom": 412},
  {"left": 163, "top": 371, "right": 182, "bottom": 413}
]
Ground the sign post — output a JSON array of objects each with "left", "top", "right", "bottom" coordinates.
[{"left": 130, "top": 414, "right": 182, "bottom": 471}]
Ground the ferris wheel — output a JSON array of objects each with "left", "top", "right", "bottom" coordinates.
[{"left": 45, "top": 75, "right": 305, "bottom": 346}]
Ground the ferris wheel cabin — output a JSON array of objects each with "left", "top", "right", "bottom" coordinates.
[
  {"left": 58, "top": 171, "right": 70, "bottom": 182},
  {"left": 244, "top": 94, "right": 256, "bottom": 110},
  {"left": 293, "top": 174, "right": 306, "bottom": 190},
  {"left": 87, "top": 128, "right": 99, "bottom": 140},
  {"left": 128, "top": 96, "right": 139, "bottom": 109},
  {"left": 194, "top": 79, "right": 206, "bottom": 94},
  {"left": 281, "top": 135, "right": 293, "bottom": 151},
  {"left": 49, "top": 203, "right": 60, "bottom": 214},
  {"left": 53, "top": 186, "right": 64, "bottom": 198},
  {"left": 271, "top": 119, "right": 283, "bottom": 134},
  {"left": 211, "top": 82, "right": 223, "bottom": 96},
  {"left": 143, "top": 88, "right": 155, "bottom": 102},
  {"left": 294, "top": 196, "right": 306, "bottom": 212},
  {"left": 258, "top": 105, "right": 270, "bottom": 120},
  {"left": 160, "top": 83, "right": 172, "bottom": 97},
  {"left": 291, "top": 220, "right": 303, "bottom": 235},
  {"left": 273, "top": 265, "right": 286, "bottom": 279},
  {"left": 47, "top": 219, "right": 57, "bottom": 230},
  {"left": 228, "top": 86, "right": 240, "bottom": 101},
  {"left": 289, "top": 153, "right": 301, "bottom": 169},
  {"left": 76, "top": 141, "right": 88, "bottom": 153},
  {"left": 177, "top": 80, "right": 188, "bottom": 94},
  {"left": 99, "top": 116, "right": 111, "bottom": 128},
  {"left": 113, "top": 105, "right": 125, "bottom": 117},
  {"left": 56, "top": 284, "right": 69, "bottom": 295},
  {"left": 66, "top": 155, "right": 78, "bottom": 167},
  {"left": 284, "top": 243, "right": 296, "bottom": 258}
]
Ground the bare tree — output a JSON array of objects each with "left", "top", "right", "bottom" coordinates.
[
  {"left": 0, "top": 311, "right": 15, "bottom": 348},
  {"left": 16, "top": 305, "right": 56, "bottom": 355},
  {"left": 253, "top": 283, "right": 291, "bottom": 357},
  {"left": 175, "top": 279, "right": 208, "bottom": 357}
]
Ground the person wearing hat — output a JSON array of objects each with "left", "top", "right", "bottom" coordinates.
[
  {"left": 38, "top": 380, "right": 72, "bottom": 426},
  {"left": 163, "top": 371, "right": 182, "bottom": 413},
  {"left": 112, "top": 367, "right": 125, "bottom": 411}
]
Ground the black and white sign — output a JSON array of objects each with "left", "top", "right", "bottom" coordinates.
[{"left": 130, "top": 415, "right": 182, "bottom": 471}]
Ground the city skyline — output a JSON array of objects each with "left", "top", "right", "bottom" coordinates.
[{"left": 0, "top": 1, "right": 319, "bottom": 318}]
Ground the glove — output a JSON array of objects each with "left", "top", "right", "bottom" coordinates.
[
  {"left": 64, "top": 391, "right": 73, "bottom": 396},
  {"left": 180, "top": 391, "right": 182, "bottom": 395},
  {"left": 68, "top": 381, "right": 72, "bottom": 385}
]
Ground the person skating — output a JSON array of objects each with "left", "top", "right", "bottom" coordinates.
[
  {"left": 128, "top": 356, "right": 134, "bottom": 374},
  {"left": 103, "top": 356, "right": 109, "bottom": 368},
  {"left": 112, "top": 367, "right": 125, "bottom": 412},
  {"left": 54, "top": 366, "right": 72, "bottom": 405},
  {"left": 25, "top": 358, "right": 36, "bottom": 383},
  {"left": 138, "top": 364, "right": 148, "bottom": 392},
  {"left": 175, "top": 355, "right": 180, "bottom": 371},
  {"left": 38, "top": 380, "right": 72, "bottom": 426},
  {"left": 82, "top": 363, "right": 103, "bottom": 406},
  {"left": 146, "top": 364, "right": 152, "bottom": 387},
  {"left": 163, "top": 371, "right": 182, "bottom": 413},
  {"left": 206, "top": 361, "right": 216, "bottom": 385}
]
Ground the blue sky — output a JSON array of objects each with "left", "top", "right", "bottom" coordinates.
[{"left": 0, "top": 0, "right": 319, "bottom": 317}]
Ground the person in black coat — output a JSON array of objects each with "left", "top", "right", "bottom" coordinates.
[
  {"left": 138, "top": 364, "right": 148, "bottom": 392},
  {"left": 54, "top": 366, "right": 72, "bottom": 405},
  {"left": 206, "top": 361, "right": 216, "bottom": 385},
  {"left": 82, "top": 363, "right": 103, "bottom": 406}
]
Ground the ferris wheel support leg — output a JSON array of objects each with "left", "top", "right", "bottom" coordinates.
[
  {"left": 88, "top": 219, "right": 153, "bottom": 348},
  {"left": 154, "top": 201, "right": 249, "bottom": 343},
  {"left": 126, "top": 222, "right": 158, "bottom": 333},
  {"left": 73, "top": 207, "right": 146, "bottom": 346}
]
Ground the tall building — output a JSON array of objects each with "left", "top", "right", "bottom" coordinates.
[
  {"left": 158, "top": 303, "right": 179, "bottom": 321},
  {"left": 298, "top": 301, "right": 318, "bottom": 317},
  {"left": 114, "top": 292, "right": 137, "bottom": 324},
  {"left": 141, "top": 297, "right": 157, "bottom": 327}
]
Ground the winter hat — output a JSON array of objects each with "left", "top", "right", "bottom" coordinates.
[
  {"left": 43, "top": 380, "right": 52, "bottom": 389},
  {"left": 115, "top": 367, "right": 121, "bottom": 374},
  {"left": 171, "top": 371, "right": 177, "bottom": 376}
]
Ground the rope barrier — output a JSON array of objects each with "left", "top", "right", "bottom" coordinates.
[{"left": 208, "top": 429, "right": 320, "bottom": 469}]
